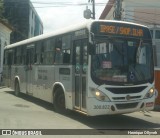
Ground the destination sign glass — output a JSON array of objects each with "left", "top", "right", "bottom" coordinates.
[{"left": 91, "top": 22, "right": 151, "bottom": 39}]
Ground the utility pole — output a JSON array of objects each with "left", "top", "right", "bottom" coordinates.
[
  {"left": 84, "top": 0, "right": 95, "bottom": 19},
  {"left": 91, "top": 0, "right": 95, "bottom": 19},
  {"left": 113, "top": 0, "right": 122, "bottom": 20}
]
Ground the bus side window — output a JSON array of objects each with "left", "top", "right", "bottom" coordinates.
[
  {"left": 54, "top": 38, "right": 63, "bottom": 64},
  {"left": 35, "top": 41, "right": 43, "bottom": 64},
  {"left": 43, "top": 39, "right": 54, "bottom": 65},
  {"left": 63, "top": 50, "right": 70, "bottom": 64},
  {"left": 26, "top": 44, "right": 35, "bottom": 65},
  {"left": 7, "top": 52, "right": 11, "bottom": 65},
  {"left": 5, "top": 51, "right": 9, "bottom": 65},
  {"left": 3, "top": 51, "right": 7, "bottom": 65},
  {"left": 22, "top": 46, "right": 26, "bottom": 65},
  {"left": 62, "top": 35, "right": 71, "bottom": 64},
  {"left": 51, "top": 39, "right": 55, "bottom": 64},
  {"left": 14, "top": 48, "right": 17, "bottom": 65},
  {"left": 40, "top": 43, "right": 44, "bottom": 64},
  {"left": 7, "top": 51, "right": 14, "bottom": 65},
  {"left": 16, "top": 47, "right": 22, "bottom": 65}
]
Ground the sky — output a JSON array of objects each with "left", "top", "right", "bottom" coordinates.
[{"left": 30, "top": 0, "right": 108, "bottom": 33}]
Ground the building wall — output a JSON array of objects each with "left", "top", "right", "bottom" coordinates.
[
  {"left": 122, "top": 0, "right": 160, "bottom": 27},
  {"left": 101, "top": 0, "right": 160, "bottom": 24},
  {"left": 29, "top": 2, "right": 43, "bottom": 38},
  {"left": 3, "top": 0, "right": 29, "bottom": 43},
  {"left": 3, "top": 0, "right": 43, "bottom": 43},
  {"left": 0, "top": 21, "right": 12, "bottom": 81}
]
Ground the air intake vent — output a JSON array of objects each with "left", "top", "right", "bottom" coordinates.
[
  {"left": 116, "top": 102, "right": 138, "bottom": 110},
  {"left": 106, "top": 86, "right": 147, "bottom": 94}
]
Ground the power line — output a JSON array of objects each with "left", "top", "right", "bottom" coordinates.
[
  {"left": 2, "top": 2, "right": 107, "bottom": 8},
  {"left": 1, "top": 1, "right": 107, "bottom": 6}
]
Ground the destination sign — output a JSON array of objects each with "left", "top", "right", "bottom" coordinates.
[
  {"left": 100, "top": 25, "right": 143, "bottom": 37},
  {"left": 91, "top": 22, "right": 151, "bottom": 39}
]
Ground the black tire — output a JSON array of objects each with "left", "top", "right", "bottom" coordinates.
[
  {"left": 53, "top": 88, "right": 66, "bottom": 113},
  {"left": 15, "top": 81, "right": 20, "bottom": 96}
]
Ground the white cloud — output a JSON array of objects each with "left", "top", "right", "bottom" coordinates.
[{"left": 31, "top": 0, "right": 108, "bottom": 33}]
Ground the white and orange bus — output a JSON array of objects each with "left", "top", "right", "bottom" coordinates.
[{"left": 3, "top": 20, "right": 156, "bottom": 116}]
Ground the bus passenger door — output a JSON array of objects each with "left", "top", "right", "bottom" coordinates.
[
  {"left": 26, "top": 46, "right": 34, "bottom": 95},
  {"left": 74, "top": 39, "right": 87, "bottom": 111}
]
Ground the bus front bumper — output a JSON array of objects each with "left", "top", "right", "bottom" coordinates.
[{"left": 87, "top": 96, "right": 155, "bottom": 116}]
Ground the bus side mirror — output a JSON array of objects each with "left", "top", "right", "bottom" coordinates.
[{"left": 88, "top": 43, "right": 95, "bottom": 55}]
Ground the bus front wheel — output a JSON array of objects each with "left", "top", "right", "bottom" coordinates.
[{"left": 53, "top": 88, "right": 66, "bottom": 113}]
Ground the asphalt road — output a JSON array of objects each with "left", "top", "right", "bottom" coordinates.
[{"left": 0, "top": 87, "right": 160, "bottom": 138}]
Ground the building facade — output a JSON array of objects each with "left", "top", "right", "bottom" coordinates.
[
  {"left": 0, "top": 19, "right": 12, "bottom": 81},
  {"left": 3, "top": 0, "right": 43, "bottom": 44},
  {"left": 100, "top": 0, "right": 160, "bottom": 105}
]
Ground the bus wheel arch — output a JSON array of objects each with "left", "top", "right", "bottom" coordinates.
[
  {"left": 14, "top": 77, "right": 20, "bottom": 96},
  {"left": 52, "top": 84, "right": 66, "bottom": 113}
]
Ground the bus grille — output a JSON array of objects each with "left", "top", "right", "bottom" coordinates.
[
  {"left": 112, "top": 96, "right": 141, "bottom": 101},
  {"left": 115, "top": 102, "right": 138, "bottom": 110},
  {"left": 106, "top": 86, "right": 147, "bottom": 94}
]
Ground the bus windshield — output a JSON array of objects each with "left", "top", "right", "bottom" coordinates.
[{"left": 91, "top": 38, "right": 153, "bottom": 85}]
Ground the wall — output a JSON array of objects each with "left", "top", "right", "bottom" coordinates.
[
  {"left": 28, "top": 2, "right": 43, "bottom": 38},
  {"left": 0, "top": 21, "right": 12, "bottom": 81}
]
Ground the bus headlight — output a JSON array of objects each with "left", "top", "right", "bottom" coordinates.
[
  {"left": 92, "top": 89, "right": 110, "bottom": 102},
  {"left": 144, "top": 88, "right": 154, "bottom": 99}
]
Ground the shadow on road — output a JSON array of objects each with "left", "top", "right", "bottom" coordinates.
[
  {"left": 4, "top": 90, "right": 160, "bottom": 130},
  {"left": 67, "top": 113, "right": 160, "bottom": 129}
]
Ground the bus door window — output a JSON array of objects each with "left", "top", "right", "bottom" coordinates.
[
  {"left": 75, "top": 46, "right": 81, "bottom": 73},
  {"left": 82, "top": 41, "right": 88, "bottom": 74}
]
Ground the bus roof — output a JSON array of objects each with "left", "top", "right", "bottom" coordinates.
[{"left": 5, "top": 20, "right": 148, "bottom": 49}]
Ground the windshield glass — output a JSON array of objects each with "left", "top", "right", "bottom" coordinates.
[{"left": 91, "top": 38, "right": 154, "bottom": 85}]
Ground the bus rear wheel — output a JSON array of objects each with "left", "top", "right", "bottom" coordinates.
[
  {"left": 53, "top": 88, "right": 66, "bottom": 113},
  {"left": 15, "top": 81, "right": 20, "bottom": 96}
]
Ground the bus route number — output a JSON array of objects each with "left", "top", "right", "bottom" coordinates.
[{"left": 93, "top": 105, "right": 110, "bottom": 109}]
